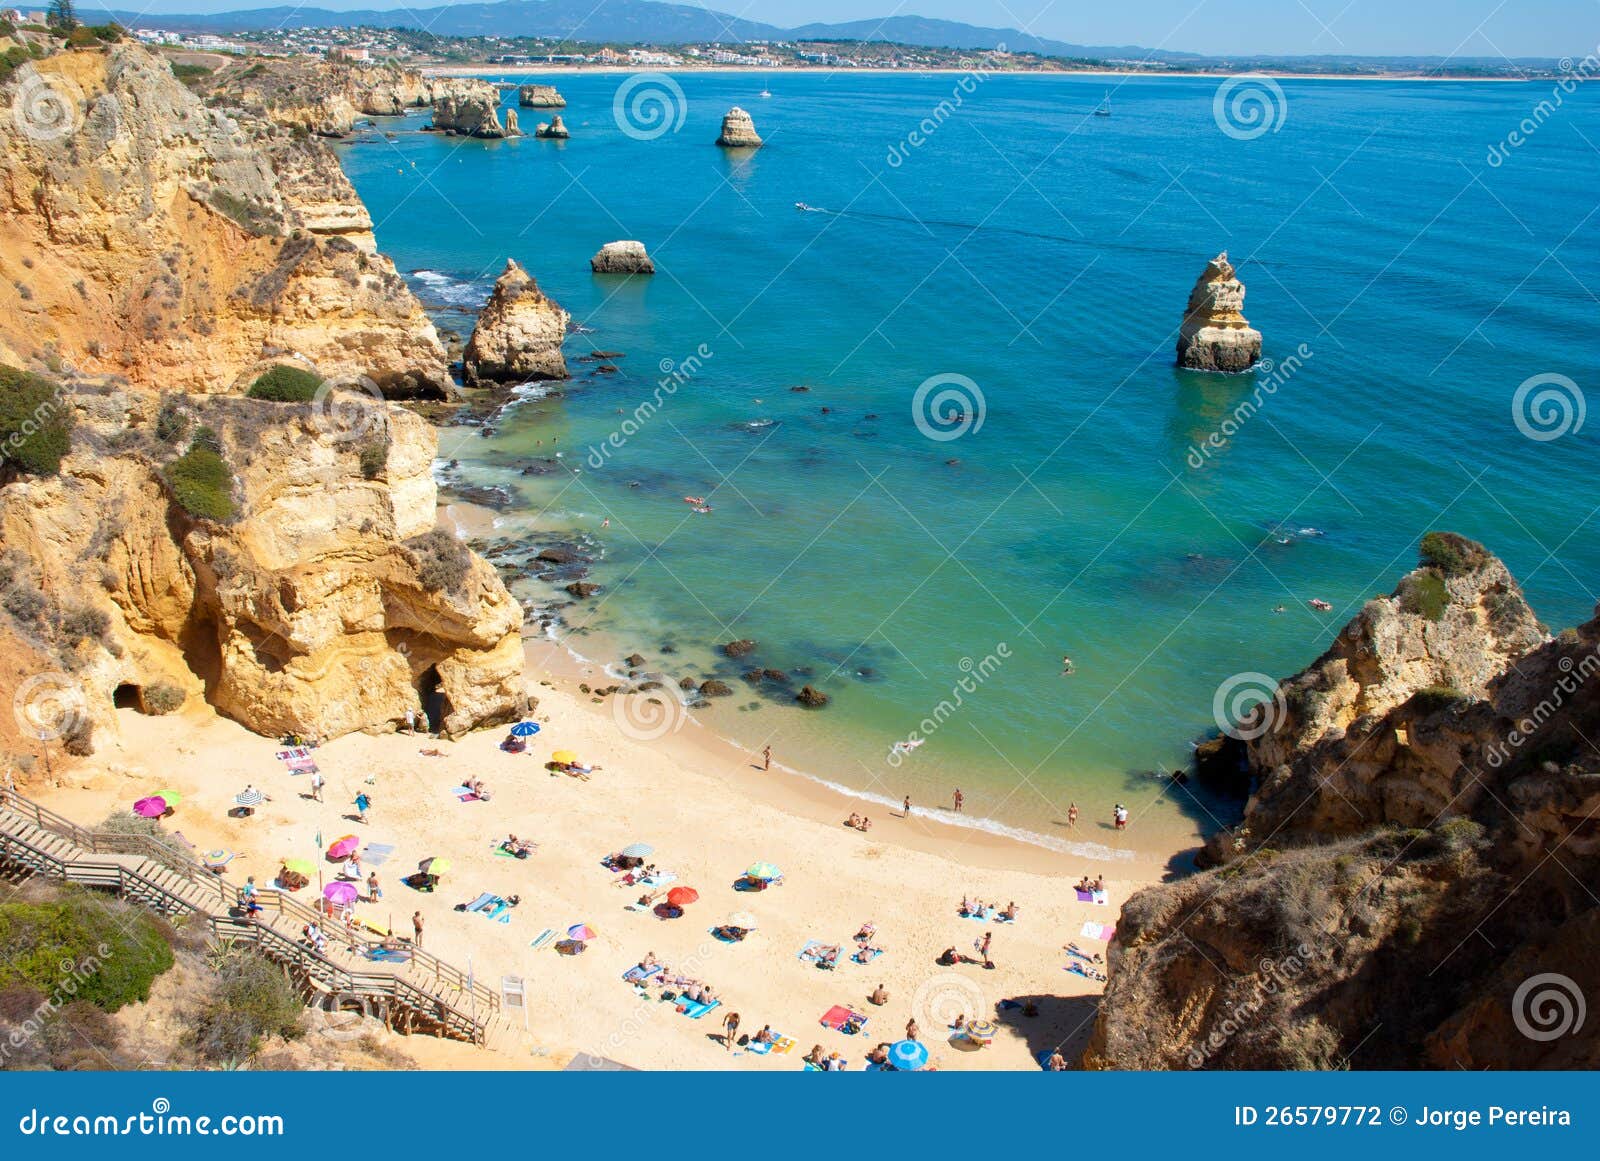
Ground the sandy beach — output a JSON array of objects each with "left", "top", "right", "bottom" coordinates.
[
  {"left": 424, "top": 64, "right": 1532, "bottom": 81},
  {"left": 29, "top": 583, "right": 1162, "bottom": 1070}
]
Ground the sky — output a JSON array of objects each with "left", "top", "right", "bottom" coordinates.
[{"left": 92, "top": 0, "right": 1597, "bottom": 58}]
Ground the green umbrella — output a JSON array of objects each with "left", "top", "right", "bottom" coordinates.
[
  {"left": 282, "top": 857, "right": 315, "bottom": 875},
  {"left": 745, "top": 861, "right": 781, "bottom": 881},
  {"left": 420, "top": 856, "right": 451, "bottom": 875}
]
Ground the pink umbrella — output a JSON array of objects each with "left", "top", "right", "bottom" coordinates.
[
  {"left": 327, "top": 835, "right": 360, "bottom": 860},
  {"left": 133, "top": 796, "right": 168, "bottom": 818},
  {"left": 567, "top": 923, "right": 596, "bottom": 942},
  {"left": 324, "top": 881, "right": 360, "bottom": 906}
]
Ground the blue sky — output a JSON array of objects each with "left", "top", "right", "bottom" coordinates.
[{"left": 108, "top": 0, "right": 1595, "bottom": 57}]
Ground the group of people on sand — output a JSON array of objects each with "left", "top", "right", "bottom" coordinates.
[
  {"left": 464, "top": 776, "right": 492, "bottom": 801},
  {"left": 803, "top": 1044, "right": 850, "bottom": 1071},
  {"left": 633, "top": 952, "right": 719, "bottom": 1007},
  {"left": 959, "top": 896, "right": 1018, "bottom": 921},
  {"left": 1074, "top": 875, "right": 1106, "bottom": 894},
  {"left": 844, "top": 812, "right": 873, "bottom": 832}
]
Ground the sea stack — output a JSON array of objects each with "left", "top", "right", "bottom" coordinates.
[
  {"left": 1176, "top": 252, "right": 1262, "bottom": 372},
  {"left": 534, "top": 115, "right": 569, "bottom": 139},
  {"left": 504, "top": 109, "right": 520, "bottom": 135},
  {"left": 463, "top": 259, "right": 571, "bottom": 384},
  {"left": 518, "top": 83, "right": 566, "bottom": 108},
  {"left": 429, "top": 87, "right": 512, "bottom": 138},
  {"left": 715, "top": 106, "right": 763, "bottom": 148},
  {"left": 590, "top": 240, "right": 655, "bottom": 274}
]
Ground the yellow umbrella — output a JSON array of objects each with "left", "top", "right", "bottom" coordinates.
[
  {"left": 551, "top": 750, "right": 579, "bottom": 765},
  {"left": 153, "top": 789, "right": 183, "bottom": 807},
  {"left": 282, "top": 857, "right": 315, "bottom": 875}
]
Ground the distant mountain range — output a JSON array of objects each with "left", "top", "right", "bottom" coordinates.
[{"left": 80, "top": 0, "right": 1558, "bottom": 68}]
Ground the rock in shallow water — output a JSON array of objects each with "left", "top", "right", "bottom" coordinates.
[{"left": 1176, "top": 251, "right": 1262, "bottom": 373}]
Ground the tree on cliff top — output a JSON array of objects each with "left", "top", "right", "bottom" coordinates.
[{"left": 45, "top": 0, "right": 77, "bottom": 31}]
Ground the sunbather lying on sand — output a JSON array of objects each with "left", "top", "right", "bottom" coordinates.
[{"left": 713, "top": 924, "right": 749, "bottom": 942}]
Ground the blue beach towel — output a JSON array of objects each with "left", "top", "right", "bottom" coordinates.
[
  {"left": 464, "top": 892, "right": 496, "bottom": 913},
  {"left": 622, "top": 964, "right": 664, "bottom": 984},
  {"left": 363, "top": 843, "right": 397, "bottom": 868},
  {"left": 530, "top": 929, "right": 556, "bottom": 950},
  {"left": 679, "top": 998, "right": 721, "bottom": 1020}
]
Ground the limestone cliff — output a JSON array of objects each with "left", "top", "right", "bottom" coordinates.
[
  {"left": 0, "top": 388, "right": 525, "bottom": 742},
  {"left": 518, "top": 84, "right": 565, "bottom": 108},
  {"left": 429, "top": 85, "right": 514, "bottom": 138},
  {"left": 0, "top": 45, "right": 450, "bottom": 396},
  {"left": 533, "top": 115, "right": 568, "bottom": 139},
  {"left": 1085, "top": 536, "right": 1600, "bottom": 1069},
  {"left": 590, "top": 240, "right": 654, "bottom": 274},
  {"left": 1176, "top": 252, "right": 1261, "bottom": 373},
  {"left": 202, "top": 58, "right": 491, "bottom": 137},
  {"left": 715, "top": 107, "right": 763, "bottom": 148},
  {"left": 462, "top": 260, "right": 570, "bottom": 384}
]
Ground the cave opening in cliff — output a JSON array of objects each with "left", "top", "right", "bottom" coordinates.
[
  {"left": 113, "top": 684, "right": 143, "bottom": 711},
  {"left": 419, "top": 666, "right": 450, "bottom": 733}
]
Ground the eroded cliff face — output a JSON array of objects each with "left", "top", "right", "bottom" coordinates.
[
  {"left": 462, "top": 259, "right": 570, "bottom": 384},
  {"left": 0, "top": 46, "right": 449, "bottom": 396},
  {"left": 1176, "top": 252, "right": 1262, "bottom": 373},
  {"left": 0, "top": 390, "right": 524, "bottom": 742},
  {"left": 1086, "top": 536, "right": 1600, "bottom": 1070},
  {"left": 201, "top": 58, "right": 491, "bottom": 137}
]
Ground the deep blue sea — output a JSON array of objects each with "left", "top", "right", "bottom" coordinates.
[{"left": 336, "top": 71, "right": 1599, "bottom": 853}]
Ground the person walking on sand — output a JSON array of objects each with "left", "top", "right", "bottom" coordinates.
[
  {"left": 309, "top": 769, "right": 324, "bottom": 802},
  {"left": 412, "top": 911, "right": 424, "bottom": 946},
  {"left": 762, "top": 745, "right": 772, "bottom": 771},
  {"left": 1113, "top": 803, "right": 1128, "bottom": 831},
  {"left": 405, "top": 707, "right": 417, "bottom": 735},
  {"left": 355, "top": 791, "right": 371, "bottom": 824},
  {"left": 953, "top": 788, "right": 964, "bottom": 813},
  {"left": 722, "top": 1010, "right": 741, "bottom": 1051},
  {"left": 902, "top": 795, "right": 912, "bottom": 818}
]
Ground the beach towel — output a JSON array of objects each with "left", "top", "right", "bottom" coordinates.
[
  {"left": 798, "top": 940, "right": 841, "bottom": 969},
  {"left": 819, "top": 1005, "right": 867, "bottom": 1032},
  {"left": 1075, "top": 889, "right": 1109, "bottom": 905},
  {"left": 1079, "top": 921, "right": 1116, "bottom": 941},
  {"left": 622, "top": 964, "right": 665, "bottom": 984},
  {"left": 748, "top": 1033, "right": 791, "bottom": 1055},
  {"left": 679, "top": 998, "right": 721, "bottom": 1019},
  {"left": 530, "top": 929, "right": 556, "bottom": 951},
  {"left": 366, "top": 948, "right": 411, "bottom": 964},
  {"left": 852, "top": 947, "right": 883, "bottom": 964},
  {"left": 363, "top": 843, "right": 397, "bottom": 867},
  {"left": 638, "top": 872, "right": 677, "bottom": 887},
  {"left": 1066, "top": 962, "right": 1106, "bottom": 982},
  {"left": 464, "top": 892, "right": 496, "bottom": 913},
  {"left": 962, "top": 907, "right": 997, "bottom": 921}
]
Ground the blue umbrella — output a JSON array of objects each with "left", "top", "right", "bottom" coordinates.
[
  {"left": 510, "top": 721, "right": 540, "bottom": 738},
  {"left": 888, "top": 1040, "right": 930, "bottom": 1071},
  {"left": 620, "top": 842, "right": 654, "bottom": 859}
]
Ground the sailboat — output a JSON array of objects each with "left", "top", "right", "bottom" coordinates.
[{"left": 1094, "top": 91, "right": 1111, "bottom": 117}]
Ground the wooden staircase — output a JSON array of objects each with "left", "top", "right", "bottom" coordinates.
[{"left": 0, "top": 788, "right": 497, "bottom": 1044}]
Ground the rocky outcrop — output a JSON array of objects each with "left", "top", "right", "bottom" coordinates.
[
  {"left": 533, "top": 115, "right": 568, "bottom": 139},
  {"left": 0, "top": 46, "right": 450, "bottom": 396},
  {"left": 590, "top": 240, "right": 655, "bottom": 274},
  {"left": 462, "top": 260, "right": 570, "bottom": 384},
  {"left": 715, "top": 107, "right": 763, "bottom": 148},
  {"left": 1085, "top": 535, "right": 1600, "bottom": 1070},
  {"left": 518, "top": 84, "right": 565, "bottom": 108},
  {"left": 1176, "top": 252, "right": 1261, "bottom": 372},
  {"left": 0, "top": 389, "right": 525, "bottom": 742},
  {"left": 429, "top": 84, "right": 514, "bottom": 138}
]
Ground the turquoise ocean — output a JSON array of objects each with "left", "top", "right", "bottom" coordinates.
[{"left": 334, "top": 71, "right": 1599, "bottom": 853}]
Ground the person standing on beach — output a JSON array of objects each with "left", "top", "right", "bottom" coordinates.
[
  {"left": 1114, "top": 803, "right": 1128, "bottom": 831},
  {"left": 902, "top": 795, "right": 912, "bottom": 818},
  {"left": 978, "top": 931, "right": 993, "bottom": 966},
  {"left": 309, "top": 769, "right": 324, "bottom": 802},
  {"left": 355, "top": 791, "right": 371, "bottom": 824},
  {"left": 722, "top": 1010, "right": 741, "bottom": 1051},
  {"left": 412, "top": 911, "right": 424, "bottom": 946},
  {"left": 405, "top": 707, "right": 417, "bottom": 735},
  {"left": 762, "top": 745, "right": 772, "bottom": 771},
  {"left": 952, "top": 788, "right": 964, "bottom": 813},
  {"left": 1067, "top": 802, "right": 1079, "bottom": 827},
  {"left": 906, "top": 1017, "right": 919, "bottom": 1041},
  {"left": 367, "top": 871, "right": 381, "bottom": 903}
]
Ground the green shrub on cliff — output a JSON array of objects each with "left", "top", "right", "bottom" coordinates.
[
  {"left": 164, "top": 434, "right": 236, "bottom": 522},
  {"left": 406, "top": 528, "right": 472, "bottom": 594},
  {"left": 246, "top": 364, "right": 323, "bottom": 403},
  {"left": 189, "top": 951, "right": 304, "bottom": 1062},
  {"left": 1418, "top": 531, "right": 1488, "bottom": 578},
  {"left": 1397, "top": 570, "right": 1448, "bottom": 622},
  {"left": 0, "top": 889, "right": 174, "bottom": 1012},
  {"left": 0, "top": 365, "right": 74, "bottom": 478}
]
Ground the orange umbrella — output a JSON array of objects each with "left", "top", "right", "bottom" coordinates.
[{"left": 666, "top": 886, "right": 699, "bottom": 907}]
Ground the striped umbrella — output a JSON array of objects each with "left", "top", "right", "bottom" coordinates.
[
  {"left": 889, "top": 1040, "right": 930, "bottom": 1071},
  {"left": 619, "top": 842, "right": 654, "bottom": 859},
  {"left": 510, "top": 721, "right": 540, "bottom": 737},
  {"left": 567, "top": 923, "right": 596, "bottom": 942},
  {"left": 965, "top": 1020, "right": 997, "bottom": 1043},
  {"left": 202, "top": 849, "right": 233, "bottom": 868},
  {"left": 233, "top": 788, "right": 265, "bottom": 807},
  {"left": 745, "top": 861, "right": 781, "bottom": 881}
]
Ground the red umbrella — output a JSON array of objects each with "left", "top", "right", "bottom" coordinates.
[{"left": 666, "top": 886, "right": 700, "bottom": 908}]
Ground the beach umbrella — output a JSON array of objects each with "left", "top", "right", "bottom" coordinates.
[
  {"left": 666, "top": 886, "right": 699, "bottom": 908},
  {"left": 619, "top": 842, "right": 654, "bottom": 859},
  {"left": 567, "top": 923, "right": 596, "bottom": 942},
  {"left": 745, "top": 861, "right": 781, "bottom": 881},
  {"left": 153, "top": 789, "right": 183, "bottom": 807},
  {"left": 551, "top": 749, "right": 579, "bottom": 765},
  {"left": 420, "top": 856, "right": 451, "bottom": 875},
  {"left": 888, "top": 1040, "right": 930, "bottom": 1071},
  {"left": 202, "top": 849, "right": 232, "bottom": 868},
  {"left": 324, "top": 881, "right": 360, "bottom": 906},
  {"left": 510, "top": 721, "right": 540, "bottom": 737},
  {"left": 327, "top": 835, "right": 360, "bottom": 859},
  {"left": 965, "top": 1020, "right": 997, "bottom": 1044},
  {"left": 282, "top": 857, "right": 315, "bottom": 876},
  {"left": 133, "top": 796, "right": 168, "bottom": 818},
  {"left": 233, "top": 788, "right": 265, "bottom": 808}
]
